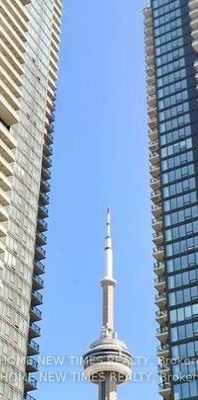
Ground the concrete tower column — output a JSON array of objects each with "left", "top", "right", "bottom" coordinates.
[{"left": 99, "top": 373, "right": 117, "bottom": 400}]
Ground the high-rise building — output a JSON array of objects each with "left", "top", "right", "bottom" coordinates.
[
  {"left": 83, "top": 209, "right": 132, "bottom": 400},
  {"left": 144, "top": 1, "right": 198, "bottom": 400},
  {"left": 0, "top": 1, "right": 62, "bottom": 399}
]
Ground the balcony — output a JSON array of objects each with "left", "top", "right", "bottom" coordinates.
[
  {"left": 152, "top": 217, "right": 163, "bottom": 232},
  {"left": 35, "top": 245, "right": 46, "bottom": 261},
  {"left": 40, "top": 179, "right": 50, "bottom": 193},
  {"left": 0, "top": 171, "right": 11, "bottom": 191},
  {"left": 31, "top": 290, "right": 43, "bottom": 306},
  {"left": 149, "top": 151, "right": 159, "bottom": 165},
  {"left": 156, "top": 326, "right": 169, "bottom": 342},
  {"left": 150, "top": 178, "right": 160, "bottom": 191},
  {"left": 32, "top": 275, "right": 44, "bottom": 290},
  {"left": 34, "top": 260, "right": 45, "bottom": 275},
  {"left": 42, "top": 167, "right": 52, "bottom": 181},
  {"left": 38, "top": 204, "right": 49, "bottom": 219},
  {"left": 154, "top": 276, "right": 166, "bottom": 292},
  {"left": 30, "top": 306, "right": 42, "bottom": 322},
  {"left": 154, "top": 262, "right": 165, "bottom": 276},
  {"left": 0, "top": 205, "right": 8, "bottom": 222},
  {"left": 189, "top": 0, "right": 198, "bottom": 10},
  {"left": 157, "top": 344, "right": 169, "bottom": 358},
  {"left": 150, "top": 163, "right": 160, "bottom": 177},
  {"left": 27, "top": 339, "right": 39, "bottom": 356},
  {"left": 155, "top": 292, "right": 167, "bottom": 309},
  {"left": 24, "top": 376, "right": 37, "bottom": 392},
  {"left": 0, "top": 155, "right": 13, "bottom": 176},
  {"left": 0, "top": 138, "right": 15, "bottom": 163},
  {"left": 149, "top": 140, "right": 158, "bottom": 152},
  {"left": 0, "top": 221, "right": 7, "bottom": 237},
  {"left": 146, "top": 43, "right": 154, "bottom": 57},
  {"left": 153, "top": 246, "right": 164, "bottom": 262},
  {"left": 149, "top": 129, "right": 158, "bottom": 142},
  {"left": 42, "top": 154, "right": 52, "bottom": 168},
  {"left": 153, "top": 232, "right": 163, "bottom": 246},
  {"left": 144, "top": 8, "right": 152, "bottom": 27},
  {"left": 47, "top": 131, "right": 54, "bottom": 145},
  {"left": 0, "top": 238, "right": 5, "bottom": 253},
  {"left": 0, "top": 121, "right": 16, "bottom": 149},
  {"left": 26, "top": 357, "right": 38, "bottom": 373},
  {"left": 37, "top": 218, "right": 48, "bottom": 232},
  {"left": 158, "top": 363, "right": 170, "bottom": 378},
  {"left": 152, "top": 204, "right": 162, "bottom": 218},
  {"left": 146, "top": 66, "right": 155, "bottom": 79},
  {"left": 147, "top": 81, "right": 155, "bottom": 94},
  {"left": 151, "top": 190, "right": 161, "bottom": 205},
  {"left": 147, "top": 94, "right": 156, "bottom": 108},
  {"left": 24, "top": 394, "right": 36, "bottom": 400},
  {"left": 0, "top": 186, "right": 10, "bottom": 206},
  {"left": 36, "top": 231, "right": 47, "bottom": 246},
  {"left": 156, "top": 310, "right": 168, "bottom": 325},
  {"left": 29, "top": 322, "right": 41, "bottom": 339},
  {"left": 159, "top": 382, "right": 171, "bottom": 399},
  {"left": 43, "top": 143, "right": 53, "bottom": 156},
  {"left": 39, "top": 191, "right": 49, "bottom": 206}
]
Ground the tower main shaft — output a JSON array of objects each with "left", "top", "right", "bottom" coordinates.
[
  {"left": 83, "top": 210, "right": 132, "bottom": 400},
  {"left": 99, "top": 374, "right": 117, "bottom": 400}
]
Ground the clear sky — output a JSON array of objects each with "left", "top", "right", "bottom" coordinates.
[{"left": 36, "top": 0, "right": 159, "bottom": 399}]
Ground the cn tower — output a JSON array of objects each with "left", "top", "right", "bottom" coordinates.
[{"left": 83, "top": 209, "right": 132, "bottom": 400}]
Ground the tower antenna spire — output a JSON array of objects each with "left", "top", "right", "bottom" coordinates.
[
  {"left": 101, "top": 207, "right": 116, "bottom": 337},
  {"left": 104, "top": 207, "right": 113, "bottom": 279}
]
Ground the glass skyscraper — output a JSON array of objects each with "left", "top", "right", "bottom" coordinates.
[
  {"left": 144, "top": 1, "right": 198, "bottom": 399},
  {"left": 0, "top": 1, "right": 62, "bottom": 399}
]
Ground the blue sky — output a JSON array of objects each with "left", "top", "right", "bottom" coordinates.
[{"left": 36, "top": 0, "right": 159, "bottom": 399}]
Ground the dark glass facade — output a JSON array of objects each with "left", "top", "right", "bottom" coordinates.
[{"left": 145, "top": 1, "right": 198, "bottom": 399}]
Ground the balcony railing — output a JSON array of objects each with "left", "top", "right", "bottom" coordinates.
[
  {"left": 42, "top": 155, "right": 52, "bottom": 168},
  {"left": 35, "top": 245, "right": 46, "bottom": 261},
  {"left": 149, "top": 151, "right": 159, "bottom": 165},
  {"left": 39, "top": 192, "right": 49, "bottom": 205},
  {"left": 36, "top": 231, "right": 47, "bottom": 246},
  {"left": 150, "top": 163, "right": 160, "bottom": 177},
  {"left": 153, "top": 232, "right": 163, "bottom": 244},
  {"left": 151, "top": 190, "right": 161, "bottom": 204},
  {"left": 150, "top": 178, "right": 160, "bottom": 190},
  {"left": 155, "top": 292, "right": 166, "bottom": 302},
  {"left": 27, "top": 339, "right": 39, "bottom": 356},
  {"left": 30, "top": 306, "right": 42, "bottom": 322},
  {"left": 158, "top": 363, "right": 170, "bottom": 373},
  {"left": 24, "top": 394, "right": 36, "bottom": 400},
  {"left": 153, "top": 246, "right": 164, "bottom": 261},
  {"left": 41, "top": 180, "right": 51, "bottom": 193},
  {"left": 157, "top": 344, "right": 169, "bottom": 354},
  {"left": 43, "top": 143, "right": 53, "bottom": 156},
  {"left": 42, "top": 168, "right": 52, "bottom": 181},
  {"left": 31, "top": 290, "right": 43, "bottom": 306},
  {"left": 37, "top": 218, "right": 48, "bottom": 232},
  {"left": 26, "top": 357, "right": 38, "bottom": 372},
  {"left": 152, "top": 217, "right": 163, "bottom": 230},
  {"left": 24, "top": 376, "right": 37, "bottom": 391},
  {"left": 32, "top": 275, "right": 44, "bottom": 290},
  {"left": 29, "top": 322, "right": 41, "bottom": 338},
  {"left": 156, "top": 311, "right": 167, "bottom": 324},
  {"left": 34, "top": 260, "right": 45, "bottom": 275},
  {"left": 159, "top": 382, "right": 171, "bottom": 392},
  {"left": 38, "top": 205, "right": 49, "bottom": 218}
]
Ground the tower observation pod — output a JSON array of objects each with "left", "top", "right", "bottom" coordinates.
[{"left": 83, "top": 209, "right": 132, "bottom": 400}]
